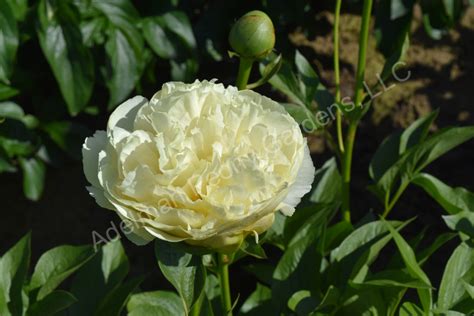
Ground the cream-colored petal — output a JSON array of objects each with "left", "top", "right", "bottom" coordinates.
[
  {"left": 82, "top": 130, "right": 107, "bottom": 188},
  {"left": 86, "top": 186, "right": 114, "bottom": 210},
  {"left": 108, "top": 96, "right": 147, "bottom": 132},
  {"left": 279, "top": 143, "right": 315, "bottom": 216}
]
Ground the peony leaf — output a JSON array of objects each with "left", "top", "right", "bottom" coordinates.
[
  {"left": 19, "top": 157, "right": 46, "bottom": 202},
  {"left": 0, "top": 0, "right": 19, "bottom": 84},
  {"left": 369, "top": 110, "right": 438, "bottom": 183},
  {"left": 0, "top": 83, "right": 18, "bottom": 101},
  {"left": 383, "top": 220, "right": 432, "bottom": 312},
  {"left": 155, "top": 240, "right": 206, "bottom": 314},
  {"left": 104, "top": 28, "right": 140, "bottom": 109},
  {"left": 93, "top": 276, "right": 144, "bottom": 316},
  {"left": 310, "top": 157, "right": 342, "bottom": 205},
  {"left": 29, "top": 245, "right": 95, "bottom": 300},
  {"left": 399, "top": 302, "right": 424, "bottom": 316},
  {"left": 413, "top": 173, "right": 474, "bottom": 215},
  {"left": 127, "top": 291, "right": 184, "bottom": 316},
  {"left": 36, "top": 0, "right": 94, "bottom": 116},
  {"left": 287, "top": 290, "right": 318, "bottom": 315},
  {"left": 27, "top": 290, "right": 77, "bottom": 316},
  {"left": 239, "top": 283, "right": 274, "bottom": 315},
  {"left": 69, "top": 239, "right": 129, "bottom": 316},
  {"left": 0, "top": 233, "right": 31, "bottom": 316},
  {"left": 273, "top": 204, "right": 334, "bottom": 281},
  {"left": 438, "top": 242, "right": 474, "bottom": 311}
]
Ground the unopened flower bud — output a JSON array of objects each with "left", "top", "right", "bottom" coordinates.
[{"left": 229, "top": 10, "right": 275, "bottom": 60}]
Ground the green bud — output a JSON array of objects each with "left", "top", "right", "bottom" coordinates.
[{"left": 229, "top": 10, "right": 275, "bottom": 60}]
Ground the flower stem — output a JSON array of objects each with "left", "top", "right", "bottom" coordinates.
[
  {"left": 382, "top": 181, "right": 410, "bottom": 218},
  {"left": 236, "top": 57, "right": 254, "bottom": 90},
  {"left": 353, "top": 0, "right": 373, "bottom": 107},
  {"left": 340, "top": 0, "right": 373, "bottom": 223},
  {"left": 334, "top": 0, "right": 344, "bottom": 154},
  {"left": 190, "top": 290, "right": 204, "bottom": 316},
  {"left": 341, "top": 121, "right": 357, "bottom": 223},
  {"left": 217, "top": 253, "right": 233, "bottom": 315}
]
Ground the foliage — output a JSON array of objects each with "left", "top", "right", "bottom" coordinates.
[{"left": 1, "top": 0, "right": 474, "bottom": 315}]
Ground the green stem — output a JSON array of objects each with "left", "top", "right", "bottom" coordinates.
[
  {"left": 341, "top": 121, "right": 357, "bottom": 223},
  {"left": 334, "top": 0, "right": 344, "bottom": 154},
  {"left": 353, "top": 0, "right": 373, "bottom": 108},
  {"left": 340, "top": 0, "right": 373, "bottom": 223},
  {"left": 190, "top": 290, "right": 204, "bottom": 316},
  {"left": 217, "top": 253, "right": 232, "bottom": 315},
  {"left": 235, "top": 58, "right": 254, "bottom": 90},
  {"left": 382, "top": 181, "right": 410, "bottom": 218}
]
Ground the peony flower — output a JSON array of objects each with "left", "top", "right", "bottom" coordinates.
[{"left": 83, "top": 80, "right": 315, "bottom": 251}]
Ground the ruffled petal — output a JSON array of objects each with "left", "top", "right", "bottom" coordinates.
[
  {"left": 108, "top": 96, "right": 147, "bottom": 132},
  {"left": 279, "top": 143, "right": 315, "bottom": 216},
  {"left": 82, "top": 131, "right": 107, "bottom": 188}
]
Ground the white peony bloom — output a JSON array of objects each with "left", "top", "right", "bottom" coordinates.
[{"left": 83, "top": 80, "right": 315, "bottom": 251}]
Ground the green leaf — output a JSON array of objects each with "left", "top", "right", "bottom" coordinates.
[
  {"left": 94, "top": 276, "right": 143, "bottom": 316},
  {"left": 294, "top": 50, "right": 320, "bottom": 106},
  {"left": 41, "top": 121, "right": 90, "bottom": 160},
  {"left": 170, "top": 58, "right": 198, "bottom": 82},
  {"left": 154, "top": 240, "right": 206, "bottom": 314},
  {"left": 239, "top": 283, "right": 274, "bottom": 315},
  {"left": 399, "top": 302, "right": 424, "bottom": 315},
  {"left": 320, "top": 220, "right": 353, "bottom": 254},
  {"left": 287, "top": 290, "right": 318, "bottom": 315},
  {"left": 0, "top": 0, "right": 19, "bottom": 84},
  {"left": 314, "top": 285, "right": 340, "bottom": 313},
  {"left": 273, "top": 204, "right": 334, "bottom": 281},
  {"left": 143, "top": 11, "right": 196, "bottom": 60},
  {"left": 417, "top": 232, "right": 457, "bottom": 265},
  {"left": 0, "top": 120, "right": 37, "bottom": 157},
  {"left": 248, "top": 54, "right": 282, "bottom": 89},
  {"left": 337, "top": 287, "right": 388, "bottom": 315},
  {"left": 104, "top": 28, "right": 140, "bottom": 109},
  {"left": 19, "top": 157, "right": 45, "bottom": 201},
  {"left": 329, "top": 219, "right": 413, "bottom": 285},
  {"left": 374, "top": 0, "right": 415, "bottom": 58},
  {"left": 80, "top": 17, "right": 107, "bottom": 47},
  {"left": 331, "top": 220, "right": 403, "bottom": 262},
  {"left": 0, "top": 150, "right": 15, "bottom": 173},
  {"left": 90, "top": 0, "right": 143, "bottom": 108},
  {"left": 0, "top": 102, "right": 24, "bottom": 121},
  {"left": 438, "top": 242, "right": 474, "bottom": 310},
  {"left": 27, "top": 290, "right": 77, "bottom": 316},
  {"left": 242, "top": 263, "right": 274, "bottom": 286},
  {"left": 280, "top": 103, "right": 312, "bottom": 126},
  {"left": 0, "top": 83, "right": 18, "bottom": 100},
  {"left": 265, "top": 59, "right": 305, "bottom": 106},
  {"left": 6, "top": 0, "right": 28, "bottom": 21},
  {"left": 161, "top": 11, "right": 196, "bottom": 50},
  {"left": 127, "top": 291, "right": 184, "bottom": 315},
  {"left": 379, "top": 35, "right": 410, "bottom": 82},
  {"left": 70, "top": 239, "right": 129, "bottom": 316},
  {"left": 142, "top": 17, "right": 177, "bottom": 59},
  {"left": 0, "top": 233, "right": 31, "bottom": 316},
  {"left": 383, "top": 220, "right": 432, "bottom": 311},
  {"left": 238, "top": 236, "right": 267, "bottom": 260},
  {"left": 413, "top": 173, "right": 474, "bottom": 214},
  {"left": 375, "top": 125, "right": 474, "bottom": 198},
  {"left": 29, "top": 245, "right": 95, "bottom": 300},
  {"left": 91, "top": 0, "right": 142, "bottom": 50},
  {"left": 351, "top": 269, "right": 432, "bottom": 289},
  {"left": 370, "top": 110, "right": 438, "bottom": 182},
  {"left": 443, "top": 211, "right": 474, "bottom": 238},
  {"left": 310, "top": 157, "right": 342, "bottom": 204},
  {"left": 37, "top": 0, "right": 94, "bottom": 116}
]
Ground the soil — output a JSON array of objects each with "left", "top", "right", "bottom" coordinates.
[{"left": 1, "top": 5, "right": 473, "bottom": 304}]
